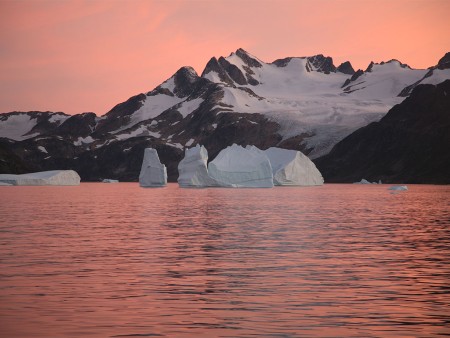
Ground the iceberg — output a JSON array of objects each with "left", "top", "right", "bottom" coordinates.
[
  {"left": 139, "top": 148, "right": 167, "bottom": 187},
  {"left": 263, "top": 147, "right": 324, "bottom": 186},
  {"left": 178, "top": 145, "right": 220, "bottom": 187},
  {"left": 0, "top": 170, "right": 80, "bottom": 186},
  {"left": 353, "top": 178, "right": 372, "bottom": 184},
  {"left": 208, "top": 144, "right": 274, "bottom": 188},
  {"left": 102, "top": 179, "right": 119, "bottom": 183},
  {"left": 388, "top": 185, "right": 408, "bottom": 191}
]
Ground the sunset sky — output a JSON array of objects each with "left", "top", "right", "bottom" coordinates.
[{"left": 0, "top": 0, "right": 448, "bottom": 115}]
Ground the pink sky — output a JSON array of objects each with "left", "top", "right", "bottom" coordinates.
[{"left": 0, "top": 0, "right": 448, "bottom": 115}]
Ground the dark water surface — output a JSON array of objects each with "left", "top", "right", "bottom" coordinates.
[{"left": 0, "top": 183, "right": 449, "bottom": 337}]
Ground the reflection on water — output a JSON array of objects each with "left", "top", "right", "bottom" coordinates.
[{"left": 0, "top": 184, "right": 449, "bottom": 337}]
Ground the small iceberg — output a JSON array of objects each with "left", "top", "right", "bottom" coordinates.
[
  {"left": 102, "top": 179, "right": 119, "bottom": 183},
  {"left": 388, "top": 185, "right": 408, "bottom": 191},
  {"left": 0, "top": 170, "right": 80, "bottom": 186},
  {"left": 139, "top": 148, "right": 167, "bottom": 187},
  {"left": 353, "top": 178, "right": 372, "bottom": 184},
  {"left": 353, "top": 178, "right": 381, "bottom": 184}
]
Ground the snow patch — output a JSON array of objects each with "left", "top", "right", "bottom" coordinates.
[
  {"left": 0, "top": 114, "right": 39, "bottom": 141},
  {"left": 74, "top": 136, "right": 94, "bottom": 146},
  {"left": 177, "top": 98, "right": 203, "bottom": 117}
]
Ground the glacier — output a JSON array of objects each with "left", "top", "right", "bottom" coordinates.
[
  {"left": 139, "top": 148, "right": 167, "bottom": 187},
  {"left": 0, "top": 170, "right": 80, "bottom": 186},
  {"left": 178, "top": 145, "right": 220, "bottom": 188},
  {"left": 208, "top": 144, "right": 274, "bottom": 188},
  {"left": 264, "top": 147, "right": 324, "bottom": 186}
]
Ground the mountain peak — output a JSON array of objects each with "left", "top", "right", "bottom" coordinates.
[
  {"left": 337, "top": 61, "right": 355, "bottom": 75},
  {"left": 437, "top": 52, "right": 450, "bottom": 70},
  {"left": 234, "top": 48, "right": 263, "bottom": 68},
  {"left": 306, "top": 54, "right": 336, "bottom": 74},
  {"left": 175, "top": 66, "right": 199, "bottom": 81}
]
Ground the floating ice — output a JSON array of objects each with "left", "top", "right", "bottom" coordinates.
[
  {"left": 353, "top": 179, "right": 372, "bottom": 184},
  {"left": 139, "top": 148, "right": 167, "bottom": 187},
  {"left": 388, "top": 185, "right": 408, "bottom": 191},
  {"left": 263, "top": 147, "right": 324, "bottom": 186},
  {"left": 102, "top": 179, "right": 119, "bottom": 183},
  {"left": 0, "top": 170, "right": 80, "bottom": 186},
  {"left": 178, "top": 145, "right": 221, "bottom": 188},
  {"left": 208, "top": 144, "right": 273, "bottom": 188}
]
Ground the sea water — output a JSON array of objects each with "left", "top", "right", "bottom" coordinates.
[{"left": 0, "top": 183, "right": 449, "bottom": 337}]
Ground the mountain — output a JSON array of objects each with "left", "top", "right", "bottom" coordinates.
[
  {"left": 314, "top": 80, "right": 450, "bottom": 184},
  {"left": 0, "top": 49, "right": 449, "bottom": 182}
]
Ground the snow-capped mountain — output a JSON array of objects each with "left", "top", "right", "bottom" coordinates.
[{"left": 1, "top": 49, "right": 449, "bottom": 182}]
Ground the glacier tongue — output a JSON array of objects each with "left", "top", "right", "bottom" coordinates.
[
  {"left": 264, "top": 147, "right": 324, "bottom": 186},
  {"left": 178, "top": 145, "right": 220, "bottom": 188},
  {"left": 139, "top": 148, "right": 167, "bottom": 187},
  {"left": 0, "top": 170, "right": 80, "bottom": 186},
  {"left": 208, "top": 144, "right": 274, "bottom": 188}
]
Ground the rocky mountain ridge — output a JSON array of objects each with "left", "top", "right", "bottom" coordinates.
[{"left": 1, "top": 49, "right": 449, "bottom": 182}]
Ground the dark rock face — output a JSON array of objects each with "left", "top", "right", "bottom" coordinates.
[
  {"left": 218, "top": 57, "right": 248, "bottom": 85},
  {"left": 201, "top": 57, "right": 234, "bottom": 85},
  {"left": 57, "top": 113, "right": 97, "bottom": 137},
  {"left": 173, "top": 66, "right": 201, "bottom": 97},
  {"left": 315, "top": 80, "right": 450, "bottom": 184},
  {"left": 0, "top": 139, "right": 33, "bottom": 174},
  {"left": 337, "top": 61, "right": 355, "bottom": 75},
  {"left": 307, "top": 55, "right": 337, "bottom": 74},
  {"left": 236, "top": 48, "right": 262, "bottom": 68},
  {"left": 437, "top": 52, "right": 450, "bottom": 70},
  {"left": 271, "top": 57, "right": 293, "bottom": 67},
  {"left": 272, "top": 55, "right": 338, "bottom": 74}
]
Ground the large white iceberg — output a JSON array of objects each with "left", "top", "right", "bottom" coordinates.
[
  {"left": 0, "top": 170, "right": 80, "bottom": 186},
  {"left": 208, "top": 144, "right": 273, "bottom": 188},
  {"left": 139, "top": 148, "right": 167, "bottom": 187},
  {"left": 263, "top": 147, "right": 324, "bottom": 186},
  {"left": 178, "top": 145, "right": 220, "bottom": 187}
]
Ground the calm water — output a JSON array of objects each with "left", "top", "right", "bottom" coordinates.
[{"left": 0, "top": 183, "right": 449, "bottom": 337}]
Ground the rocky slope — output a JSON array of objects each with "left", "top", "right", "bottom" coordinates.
[{"left": 314, "top": 80, "right": 450, "bottom": 184}]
